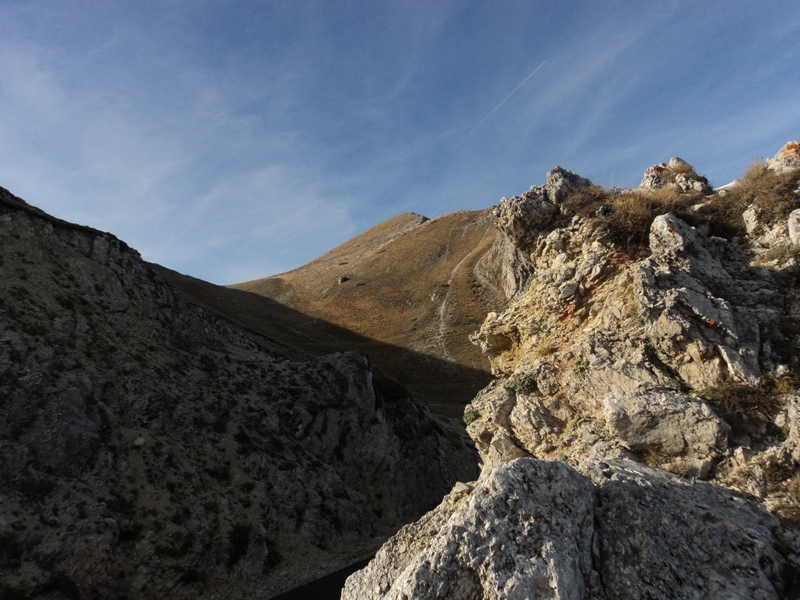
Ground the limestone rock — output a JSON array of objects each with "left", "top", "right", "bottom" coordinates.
[
  {"left": 781, "top": 394, "right": 800, "bottom": 464},
  {"left": 636, "top": 213, "right": 777, "bottom": 387},
  {"left": 743, "top": 205, "right": 794, "bottom": 256},
  {"left": 788, "top": 208, "right": 800, "bottom": 246},
  {"left": 346, "top": 458, "right": 792, "bottom": 599},
  {"left": 639, "top": 157, "right": 712, "bottom": 194},
  {"left": 493, "top": 190, "right": 557, "bottom": 254},
  {"left": 473, "top": 233, "right": 534, "bottom": 301},
  {"left": 600, "top": 391, "right": 729, "bottom": 456},
  {"left": 544, "top": 165, "right": 594, "bottom": 203},
  {"left": 493, "top": 167, "right": 593, "bottom": 254},
  {"left": 354, "top": 147, "right": 800, "bottom": 599},
  {"left": 583, "top": 459, "right": 789, "bottom": 599},
  {"left": 766, "top": 140, "right": 800, "bottom": 175},
  {"left": 342, "top": 458, "right": 597, "bottom": 600}
]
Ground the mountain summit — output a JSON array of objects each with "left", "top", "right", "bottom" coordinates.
[{"left": 168, "top": 207, "right": 533, "bottom": 417}]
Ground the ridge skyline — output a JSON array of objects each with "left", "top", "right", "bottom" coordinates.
[{"left": 1, "top": 3, "right": 798, "bottom": 284}]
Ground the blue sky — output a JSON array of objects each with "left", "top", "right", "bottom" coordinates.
[{"left": 1, "top": 1, "right": 799, "bottom": 284}]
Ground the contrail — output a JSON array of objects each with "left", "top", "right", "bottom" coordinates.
[{"left": 445, "top": 60, "right": 546, "bottom": 158}]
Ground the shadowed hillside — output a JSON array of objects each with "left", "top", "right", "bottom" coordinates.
[
  {"left": 0, "top": 187, "right": 479, "bottom": 598},
  {"left": 156, "top": 265, "right": 495, "bottom": 418},
  {"left": 209, "top": 209, "right": 530, "bottom": 415}
]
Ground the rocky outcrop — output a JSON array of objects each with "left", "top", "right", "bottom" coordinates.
[
  {"left": 473, "top": 233, "right": 533, "bottom": 302},
  {"left": 767, "top": 141, "right": 800, "bottom": 175},
  {"left": 468, "top": 163, "right": 792, "bottom": 468},
  {"left": 348, "top": 148, "right": 800, "bottom": 598},
  {"left": 636, "top": 212, "right": 778, "bottom": 387},
  {"left": 640, "top": 156, "right": 712, "bottom": 194},
  {"left": 343, "top": 458, "right": 597, "bottom": 600},
  {"left": 343, "top": 457, "right": 791, "bottom": 599},
  {"left": 0, "top": 188, "right": 478, "bottom": 598},
  {"left": 493, "top": 165, "right": 594, "bottom": 255}
]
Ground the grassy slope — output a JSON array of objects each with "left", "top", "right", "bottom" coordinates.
[{"left": 164, "top": 210, "right": 503, "bottom": 416}]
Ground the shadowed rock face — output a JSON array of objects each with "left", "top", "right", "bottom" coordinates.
[
  {"left": 345, "top": 149, "right": 800, "bottom": 599},
  {"left": 0, "top": 188, "right": 478, "bottom": 599}
]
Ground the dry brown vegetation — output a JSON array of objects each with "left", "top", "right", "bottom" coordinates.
[
  {"left": 690, "top": 163, "right": 800, "bottom": 240},
  {"left": 563, "top": 162, "right": 800, "bottom": 248},
  {"left": 164, "top": 211, "right": 503, "bottom": 416},
  {"left": 696, "top": 379, "right": 788, "bottom": 439},
  {"left": 657, "top": 161, "right": 702, "bottom": 186},
  {"left": 562, "top": 185, "right": 702, "bottom": 247}
]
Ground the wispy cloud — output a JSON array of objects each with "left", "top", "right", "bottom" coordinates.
[{"left": 0, "top": 2, "right": 798, "bottom": 284}]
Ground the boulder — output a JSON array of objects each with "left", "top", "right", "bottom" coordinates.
[
  {"left": 600, "top": 390, "right": 729, "bottom": 456},
  {"left": 345, "top": 458, "right": 792, "bottom": 599},
  {"left": 765, "top": 140, "right": 800, "bottom": 175},
  {"left": 342, "top": 458, "right": 598, "bottom": 600}
]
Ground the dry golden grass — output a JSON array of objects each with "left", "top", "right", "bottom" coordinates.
[
  {"left": 764, "top": 465, "right": 800, "bottom": 527},
  {"left": 533, "top": 338, "right": 556, "bottom": 357},
  {"left": 562, "top": 185, "right": 701, "bottom": 247},
  {"left": 756, "top": 243, "right": 800, "bottom": 266},
  {"left": 564, "top": 162, "right": 800, "bottom": 248},
  {"left": 664, "top": 457, "right": 694, "bottom": 478},
  {"left": 657, "top": 161, "right": 703, "bottom": 186},
  {"left": 689, "top": 162, "right": 800, "bottom": 240},
  {"left": 178, "top": 210, "right": 504, "bottom": 416},
  {"left": 643, "top": 448, "right": 663, "bottom": 468},
  {"left": 238, "top": 211, "right": 500, "bottom": 369}
]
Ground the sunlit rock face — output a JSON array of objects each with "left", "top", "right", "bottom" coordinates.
[
  {"left": 346, "top": 144, "right": 800, "bottom": 599},
  {"left": 767, "top": 140, "right": 800, "bottom": 175}
]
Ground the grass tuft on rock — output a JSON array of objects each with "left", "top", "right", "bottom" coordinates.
[
  {"left": 563, "top": 162, "right": 800, "bottom": 248},
  {"left": 463, "top": 407, "right": 480, "bottom": 426},
  {"left": 690, "top": 163, "right": 800, "bottom": 240},
  {"left": 562, "top": 185, "right": 702, "bottom": 247},
  {"left": 696, "top": 378, "right": 789, "bottom": 438}
]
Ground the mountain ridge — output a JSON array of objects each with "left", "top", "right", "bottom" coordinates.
[
  {"left": 219, "top": 207, "right": 525, "bottom": 416},
  {"left": 343, "top": 141, "right": 800, "bottom": 599},
  {"left": 0, "top": 188, "right": 478, "bottom": 598}
]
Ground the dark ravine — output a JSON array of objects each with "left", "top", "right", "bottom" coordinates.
[
  {"left": 156, "top": 264, "right": 496, "bottom": 420},
  {"left": 269, "top": 557, "right": 371, "bottom": 600},
  {"left": 0, "top": 188, "right": 477, "bottom": 598}
]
